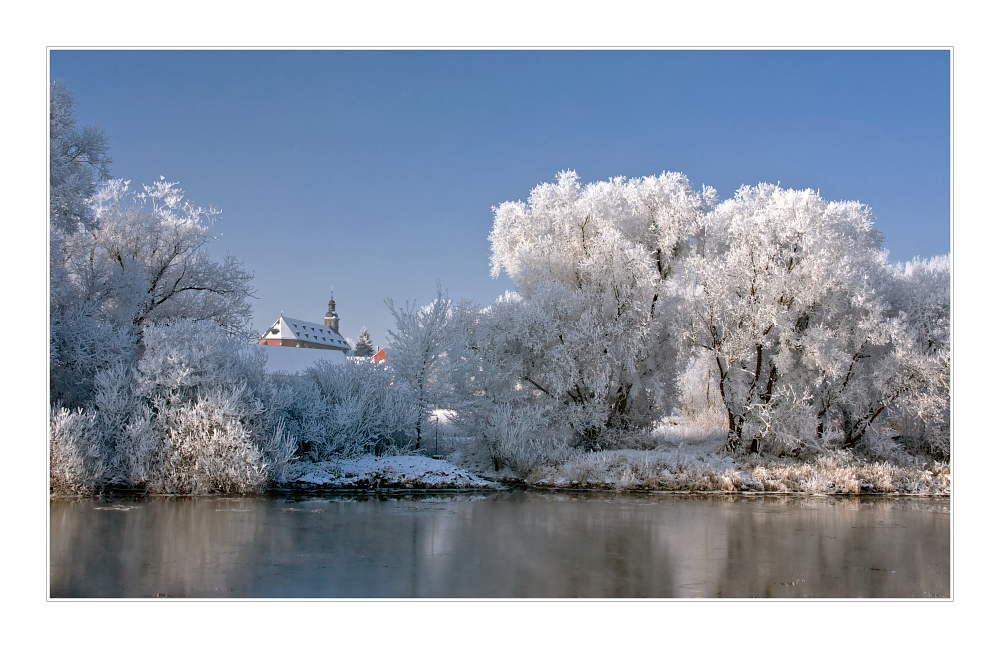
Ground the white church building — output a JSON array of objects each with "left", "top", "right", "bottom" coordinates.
[{"left": 257, "top": 294, "right": 351, "bottom": 373}]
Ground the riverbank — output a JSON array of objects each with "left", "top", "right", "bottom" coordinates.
[
  {"left": 520, "top": 449, "right": 950, "bottom": 495},
  {"left": 274, "top": 448, "right": 949, "bottom": 496}
]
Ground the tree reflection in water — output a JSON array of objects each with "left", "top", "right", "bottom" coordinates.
[{"left": 50, "top": 492, "right": 949, "bottom": 598}]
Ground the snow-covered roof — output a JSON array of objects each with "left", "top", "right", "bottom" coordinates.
[{"left": 259, "top": 315, "right": 350, "bottom": 351}]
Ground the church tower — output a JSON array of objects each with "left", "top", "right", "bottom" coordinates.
[{"left": 324, "top": 291, "right": 340, "bottom": 333}]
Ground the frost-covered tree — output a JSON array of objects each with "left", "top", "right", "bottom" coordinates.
[
  {"left": 444, "top": 293, "right": 571, "bottom": 472},
  {"left": 489, "top": 170, "right": 712, "bottom": 448},
  {"left": 59, "top": 178, "right": 255, "bottom": 342},
  {"left": 51, "top": 178, "right": 255, "bottom": 410},
  {"left": 882, "top": 255, "right": 951, "bottom": 457},
  {"left": 674, "top": 184, "right": 883, "bottom": 451},
  {"left": 354, "top": 326, "right": 375, "bottom": 357},
  {"left": 672, "top": 183, "right": 947, "bottom": 455},
  {"left": 786, "top": 252, "right": 948, "bottom": 459},
  {"left": 890, "top": 256, "right": 950, "bottom": 356},
  {"left": 49, "top": 81, "right": 128, "bottom": 408},
  {"left": 385, "top": 281, "right": 463, "bottom": 449},
  {"left": 48, "top": 83, "right": 283, "bottom": 494},
  {"left": 50, "top": 80, "right": 112, "bottom": 234}
]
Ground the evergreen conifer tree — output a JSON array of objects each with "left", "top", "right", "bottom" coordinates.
[{"left": 354, "top": 326, "right": 375, "bottom": 357}]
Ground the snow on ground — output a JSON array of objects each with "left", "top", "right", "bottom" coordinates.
[
  {"left": 525, "top": 448, "right": 949, "bottom": 495},
  {"left": 281, "top": 455, "right": 500, "bottom": 490},
  {"left": 513, "top": 420, "right": 950, "bottom": 495},
  {"left": 523, "top": 424, "right": 950, "bottom": 495}
]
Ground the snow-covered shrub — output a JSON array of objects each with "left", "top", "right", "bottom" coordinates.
[
  {"left": 91, "top": 362, "right": 158, "bottom": 486},
  {"left": 254, "top": 416, "right": 297, "bottom": 484},
  {"left": 137, "top": 320, "right": 293, "bottom": 487},
  {"left": 257, "top": 375, "right": 329, "bottom": 460},
  {"left": 49, "top": 406, "right": 104, "bottom": 496},
  {"left": 301, "top": 359, "right": 420, "bottom": 459},
  {"left": 465, "top": 401, "right": 559, "bottom": 474},
  {"left": 448, "top": 379, "right": 579, "bottom": 474},
  {"left": 151, "top": 386, "right": 269, "bottom": 494},
  {"left": 917, "top": 424, "right": 950, "bottom": 460},
  {"left": 50, "top": 319, "right": 295, "bottom": 494}
]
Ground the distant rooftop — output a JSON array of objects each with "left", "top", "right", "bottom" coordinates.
[{"left": 258, "top": 315, "right": 350, "bottom": 352}]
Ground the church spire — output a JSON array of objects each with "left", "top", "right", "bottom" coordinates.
[{"left": 324, "top": 288, "right": 340, "bottom": 333}]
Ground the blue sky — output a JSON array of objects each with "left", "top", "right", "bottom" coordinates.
[{"left": 49, "top": 50, "right": 951, "bottom": 348}]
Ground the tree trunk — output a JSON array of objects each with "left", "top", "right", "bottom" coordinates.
[{"left": 716, "top": 356, "right": 741, "bottom": 452}]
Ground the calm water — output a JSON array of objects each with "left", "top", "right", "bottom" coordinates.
[{"left": 50, "top": 491, "right": 950, "bottom": 598}]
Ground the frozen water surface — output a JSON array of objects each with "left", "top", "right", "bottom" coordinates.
[{"left": 50, "top": 491, "right": 949, "bottom": 598}]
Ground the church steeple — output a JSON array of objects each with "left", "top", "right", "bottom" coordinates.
[{"left": 324, "top": 289, "right": 340, "bottom": 333}]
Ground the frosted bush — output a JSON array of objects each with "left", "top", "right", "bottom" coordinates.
[
  {"left": 51, "top": 361, "right": 155, "bottom": 493},
  {"left": 140, "top": 378, "right": 293, "bottom": 493},
  {"left": 920, "top": 425, "right": 950, "bottom": 460},
  {"left": 91, "top": 362, "right": 160, "bottom": 486},
  {"left": 49, "top": 319, "right": 296, "bottom": 494},
  {"left": 473, "top": 401, "right": 562, "bottom": 474},
  {"left": 251, "top": 407, "right": 298, "bottom": 484},
  {"left": 139, "top": 320, "right": 294, "bottom": 482},
  {"left": 257, "top": 376, "right": 329, "bottom": 458},
  {"left": 151, "top": 387, "right": 269, "bottom": 494},
  {"left": 49, "top": 406, "right": 104, "bottom": 496},
  {"left": 302, "top": 359, "right": 420, "bottom": 459}
]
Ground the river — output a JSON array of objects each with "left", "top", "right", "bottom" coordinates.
[{"left": 50, "top": 490, "right": 949, "bottom": 598}]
